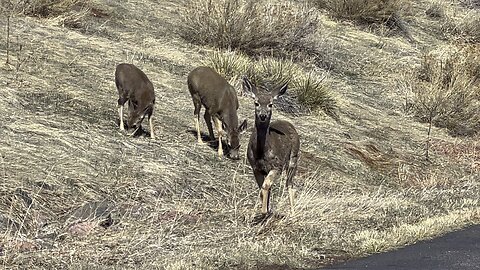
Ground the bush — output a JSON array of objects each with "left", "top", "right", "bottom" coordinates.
[
  {"left": 178, "top": 0, "right": 317, "bottom": 57},
  {"left": 413, "top": 45, "right": 480, "bottom": 136},
  {"left": 205, "top": 51, "right": 250, "bottom": 83},
  {"left": 462, "top": 0, "right": 480, "bottom": 8},
  {"left": 312, "top": 0, "right": 409, "bottom": 29}
]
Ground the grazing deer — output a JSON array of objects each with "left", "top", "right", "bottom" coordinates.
[
  {"left": 187, "top": 66, "right": 247, "bottom": 159},
  {"left": 243, "top": 78, "right": 300, "bottom": 215},
  {"left": 115, "top": 63, "right": 156, "bottom": 139}
]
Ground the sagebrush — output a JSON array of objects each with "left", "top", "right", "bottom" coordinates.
[{"left": 178, "top": 0, "right": 317, "bottom": 57}]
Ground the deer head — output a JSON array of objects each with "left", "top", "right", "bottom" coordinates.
[
  {"left": 127, "top": 101, "right": 151, "bottom": 130},
  {"left": 242, "top": 77, "right": 288, "bottom": 126},
  {"left": 222, "top": 119, "right": 248, "bottom": 160}
]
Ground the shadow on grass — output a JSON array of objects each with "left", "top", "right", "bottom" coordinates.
[{"left": 186, "top": 129, "right": 229, "bottom": 154}]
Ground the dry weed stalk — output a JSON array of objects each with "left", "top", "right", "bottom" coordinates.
[{"left": 412, "top": 45, "right": 480, "bottom": 159}]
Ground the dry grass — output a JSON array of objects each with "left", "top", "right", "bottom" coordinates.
[
  {"left": 177, "top": 0, "right": 317, "bottom": 58},
  {"left": 457, "top": 12, "right": 480, "bottom": 43},
  {"left": 1, "top": 0, "right": 94, "bottom": 28},
  {"left": 0, "top": 0, "right": 479, "bottom": 269},
  {"left": 434, "top": 2, "right": 480, "bottom": 43},
  {"left": 425, "top": 1, "right": 446, "bottom": 19}
]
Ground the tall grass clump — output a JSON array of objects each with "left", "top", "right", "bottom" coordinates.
[
  {"left": 295, "top": 73, "right": 337, "bottom": 119},
  {"left": 205, "top": 51, "right": 250, "bottom": 82},
  {"left": 204, "top": 51, "right": 338, "bottom": 117},
  {"left": 412, "top": 45, "right": 480, "bottom": 138},
  {"left": 312, "top": 0, "right": 410, "bottom": 30},
  {"left": 178, "top": 0, "right": 317, "bottom": 57}
]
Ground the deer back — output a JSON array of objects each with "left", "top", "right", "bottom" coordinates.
[{"left": 187, "top": 66, "right": 238, "bottom": 122}]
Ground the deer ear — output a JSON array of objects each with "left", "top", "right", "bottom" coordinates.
[
  {"left": 242, "top": 77, "right": 256, "bottom": 99},
  {"left": 273, "top": 82, "right": 288, "bottom": 100},
  {"left": 238, "top": 119, "right": 247, "bottom": 133}
]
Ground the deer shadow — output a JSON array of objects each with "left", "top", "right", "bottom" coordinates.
[
  {"left": 186, "top": 129, "right": 228, "bottom": 153},
  {"left": 251, "top": 212, "right": 286, "bottom": 226}
]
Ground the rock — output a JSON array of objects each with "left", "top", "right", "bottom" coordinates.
[
  {"left": 14, "top": 188, "right": 32, "bottom": 207},
  {"left": 70, "top": 200, "right": 114, "bottom": 221},
  {"left": 67, "top": 221, "right": 97, "bottom": 237},
  {"left": 66, "top": 200, "right": 115, "bottom": 237}
]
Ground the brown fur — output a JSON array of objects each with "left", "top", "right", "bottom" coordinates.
[
  {"left": 115, "top": 63, "right": 156, "bottom": 139},
  {"left": 243, "top": 78, "right": 300, "bottom": 215},
  {"left": 187, "top": 66, "right": 247, "bottom": 159}
]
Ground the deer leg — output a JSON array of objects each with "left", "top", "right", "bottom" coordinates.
[
  {"left": 253, "top": 170, "right": 266, "bottom": 211},
  {"left": 286, "top": 153, "right": 299, "bottom": 215},
  {"left": 148, "top": 115, "right": 155, "bottom": 139},
  {"left": 118, "top": 105, "right": 125, "bottom": 131},
  {"left": 204, "top": 111, "right": 215, "bottom": 141},
  {"left": 117, "top": 97, "right": 127, "bottom": 131},
  {"left": 195, "top": 116, "right": 204, "bottom": 144},
  {"left": 261, "top": 170, "right": 279, "bottom": 214},
  {"left": 192, "top": 96, "right": 203, "bottom": 144},
  {"left": 213, "top": 117, "right": 224, "bottom": 158}
]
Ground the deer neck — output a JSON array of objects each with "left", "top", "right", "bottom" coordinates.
[
  {"left": 255, "top": 120, "right": 269, "bottom": 159},
  {"left": 221, "top": 109, "right": 237, "bottom": 132}
]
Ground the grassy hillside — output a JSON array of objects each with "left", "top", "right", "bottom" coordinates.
[{"left": 0, "top": 0, "right": 479, "bottom": 269}]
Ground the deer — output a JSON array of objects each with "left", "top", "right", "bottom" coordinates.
[
  {"left": 115, "top": 63, "right": 156, "bottom": 139},
  {"left": 243, "top": 77, "right": 300, "bottom": 217},
  {"left": 187, "top": 66, "right": 247, "bottom": 160}
]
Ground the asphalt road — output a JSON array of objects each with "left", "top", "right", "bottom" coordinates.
[{"left": 324, "top": 225, "right": 480, "bottom": 270}]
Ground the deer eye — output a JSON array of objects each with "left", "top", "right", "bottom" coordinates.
[
  {"left": 254, "top": 102, "right": 260, "bottom": 107},
  {"left": 267, "top": 103, "right": 273, "bottom": 108}
]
